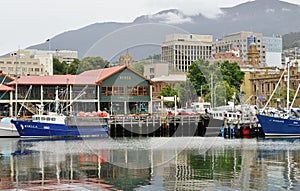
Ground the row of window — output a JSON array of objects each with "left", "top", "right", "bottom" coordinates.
[
  {"left": 0, "top": 61, "right": 38, "bottom": 65},
  {"left": 1, "top": 67, "right": 42, "bottom": 72},
  {"left": 174, "top": 45, "right": 212, "bottom": 50},
  {"left": 101, "top": 86, "right": 149, "bottom": 96}
]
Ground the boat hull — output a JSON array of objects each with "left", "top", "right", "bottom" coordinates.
[
  {"left": 0, "top": 122, "right": 19, "bottom": 137},
  {"left": 11, "top": 120, "right": 108, "bottom": 138},
  {"left": 257, "top": 114, "right": 300, "bottom": 136}
]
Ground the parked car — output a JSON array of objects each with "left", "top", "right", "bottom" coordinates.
[{"left": 177, "top": 109, "right": 196, "bottom": 116}]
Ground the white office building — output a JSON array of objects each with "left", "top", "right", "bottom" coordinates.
[
  {"left": 161, "top": 34, "right": 213, "bottom": 72},
  {"left": 263, "top": 36, "right": 282, "bottom": 68}
]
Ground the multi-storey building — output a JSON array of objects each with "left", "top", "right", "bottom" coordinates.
[
  {"left": 263, "top": 36, "right": 282, "bottom": 68},
  {"left": 144, "top": 63, "right": 169, "bottom": 79},
  {"left": 0, "top": 50, "right": 45, "bottom": 76},
  {"left": 240, "top": 43, "right": 300, "bottom": 108},
  {"left": 214, "top": 31, "right": 266, "bottom": 66},
  {"left": 161, "top": 34, "right": 213, "bottom": 72},
  {"left": 2, "top": 49, "right": 79, "bottom": 76},
  {"left": 26, "top": 49, "right": 78, "bottom": 64}
]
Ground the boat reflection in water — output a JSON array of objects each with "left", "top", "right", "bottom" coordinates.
[{"left": 1, "top": 137, "right": 300, "bottom": 190}]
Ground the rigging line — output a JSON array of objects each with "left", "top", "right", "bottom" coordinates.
[
  {"left": 290, "top": 83, "right": 300, "bottom": 108},
  {"left": 261, "top": 68, "right": 286, "bottom": 113},
  {"left": 0, "top": 74, "right": 7, "bottom": 85},
  {"left": 62, "top": 85, "right": 88, "bottom": 111},
  {"left": 18, "top": 85, "right": 32, "bottom": 115},
  {"left": 0, "top": 90, "right": 9, "bottom": 99}
]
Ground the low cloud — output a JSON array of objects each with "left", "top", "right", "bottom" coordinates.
[{"left": 149, "top": 11, "right": 193, "bottom": 24}]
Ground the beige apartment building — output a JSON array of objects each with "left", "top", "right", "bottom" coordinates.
[
  {"left": 0, "top": 49, "right": 78, "bottom": 76},
  {"left": 161, "top": 34, "right": 213, "bottom": 72},
  {"left": 0, "top": 50, "right": 45, "bottom": 76}
]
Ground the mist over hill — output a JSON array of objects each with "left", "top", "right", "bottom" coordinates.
[{"left": 27, "top": 0, "right": 300, "bottom": 61}]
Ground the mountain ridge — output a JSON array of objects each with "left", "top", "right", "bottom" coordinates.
[{"left": 26, "top": 0, "right": 300, "bottom": 60}]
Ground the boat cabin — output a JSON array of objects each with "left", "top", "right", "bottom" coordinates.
[{"left": 32, "top": 114, "right": 66, "bottom": 125}]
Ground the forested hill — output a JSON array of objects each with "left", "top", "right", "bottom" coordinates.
[{"left": 283, "top": 31, "right": 300, "bottom": 50}]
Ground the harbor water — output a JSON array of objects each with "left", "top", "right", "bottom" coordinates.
[{"left": 0, "top": 137, "right": 300, "bottom": 190}]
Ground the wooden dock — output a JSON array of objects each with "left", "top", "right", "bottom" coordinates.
[{"left": 108, "top": 114, "right": 211, "bottom": 137}]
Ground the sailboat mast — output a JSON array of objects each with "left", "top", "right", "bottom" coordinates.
[
  {"left": 287, "top": 61, "right": 290, "bottom": 113},
  {"left": 14, "top": 49, "right": 19, "bottom": 118}
]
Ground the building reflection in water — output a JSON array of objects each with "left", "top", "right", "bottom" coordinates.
[{"left": 0, "top": 138, "right": 300, "bottom": 190}]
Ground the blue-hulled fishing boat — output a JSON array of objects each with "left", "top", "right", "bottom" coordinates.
[{"left": 11, "top": 113, "right": 108, "bottom": 137}]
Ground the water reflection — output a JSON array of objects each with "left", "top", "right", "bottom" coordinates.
[{"left": 0, "top": 137, "right": 300, "bottom": 190}]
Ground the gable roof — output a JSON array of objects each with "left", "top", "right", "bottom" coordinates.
[
  {"left": 78, "top": 65, "right": 153, "bottom": 85},
  {"left": 6, "top": 66, "right": 152, "bottom": 86},
  {"left": 7, "top": 75, "right": 76, "bottom": 85},
  {"left": 0, "top": 84, "right": 14, "bottom": 91}
]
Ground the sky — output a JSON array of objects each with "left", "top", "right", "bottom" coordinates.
[{"left": 0, "top": 0, "right": 300, "bottom": 55}]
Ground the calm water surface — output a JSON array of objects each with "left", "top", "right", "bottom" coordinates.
[{"left": 0, "top": 137, "right": 300, "bottom": 190}]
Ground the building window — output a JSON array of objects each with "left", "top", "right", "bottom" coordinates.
[
  {"left": 150, "top": 68, "right": 155, "bottom": 73},
  {"left": 142, "top": 86, "right": 149, "bottom": 96},
  {"left": 138, "top": 86, "right": 144, "bottom": 95},
  {"left": 107, "top": 86, "right": 112, "bottom": 96},
  {"left": 102, "top": 86, "right": 113, "bottom": 96},
  {"left": 113, "top": 86, "right": 124, "bottom": 96},
  {"left": 127, "top": 86, "right": 133, "bottom": 96}
]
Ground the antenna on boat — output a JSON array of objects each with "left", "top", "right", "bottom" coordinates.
[{"left": 55, "top": 87, "right": 60, "bottom": 113}]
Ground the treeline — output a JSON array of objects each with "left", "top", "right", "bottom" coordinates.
[
  {"left": 282, "top": 31, "right": 300, "bottom": 50},
  {"left": 54, "top": 57, "right": 109, "bottom": 75}
]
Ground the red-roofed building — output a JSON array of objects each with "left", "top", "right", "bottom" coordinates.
[
  {"left": 4, "top": 66, "right": 153, "bottom": 116},
  {"left": 0, "top": 71, "right": 15, "bottom": 116}
]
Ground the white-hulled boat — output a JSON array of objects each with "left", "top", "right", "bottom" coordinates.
[{"left": 0, "top": 117, "right": 19, "bottom": 137}]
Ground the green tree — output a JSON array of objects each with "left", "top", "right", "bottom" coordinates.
[
  {"left": 174, "top": 80, "right": 197, "bottom": 108},
  {"left": 67, "top": 58, "right": 79, "bottom": 74},
  {"left": 187, "top": 59, "right": 245, "bottom": 106},
  {"left": 53, "top": 58, "right": 68, "bottom": 74},
  {"left": 218, "top": 60, "right": 245, "bottom": 91},
  {"left": 145, "top": 54, "right": 161, "bottom": 61},
  {"left": 160, "top": 84, "right": 178, "bottom": 107},
  {"left": 77, "top": 57, "right": 109, "bottom": 74},
  {"left": 131, "top": 60, "right": 150, "bottom": 75},
  {"left": 187, "top": 59, "right": 210, "bottom": 96}
]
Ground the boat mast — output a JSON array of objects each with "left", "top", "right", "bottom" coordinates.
[
  {"left": 55, "top": 87, "right": 59, "bottom": 113},
  {"left": 14, "top": 49, "right": 19, "bottom": 118},
  {"left": 287, "top": 60, "right": 290, "bottom": 114}
]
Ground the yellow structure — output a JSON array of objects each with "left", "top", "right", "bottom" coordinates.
[
  {"left": 245, "top": 43, "right": 260, "bottom": 67},
  {"left": 245, "top": 62, "right": 300, "bottom": 108},
  {"left": 119, "top": 52, "right": 133, "bottom": 66}
]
